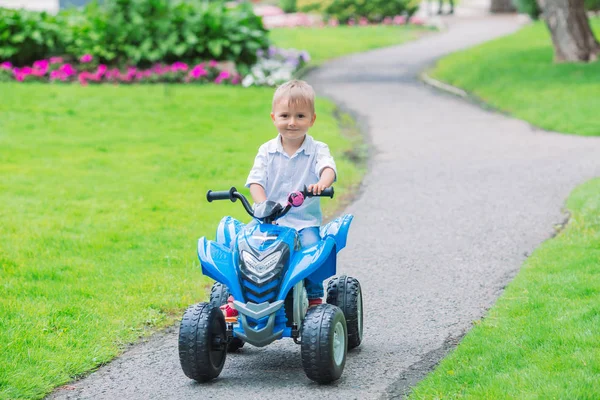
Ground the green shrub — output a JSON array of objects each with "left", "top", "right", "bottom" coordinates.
[
  {"left": 512, "top": 0, "right": 541, "bottom": 19},
  {"left": 0, "top": 8, "right": 66, "bottom": 66},
  {"left": 280, "top": 0, "right": 298, "bottom": 13},
  {"left": 0, "top": 0, "right": 269, "bottom": 69},
  {"left": 512, "top": 0, "right": 599, "bottom": 19},
  {"left": 324, "top": 0, "right": 419, "bottom": 24},
  {"left": 586, "top": 0, "right": 600, "bottom": 11}
]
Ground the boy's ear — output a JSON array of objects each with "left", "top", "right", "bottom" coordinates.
[
  {"left": 270, "top": 112, "right": 275, "bottom": 122},
  {"left": 310, "top": 113, "right": 317, "bottom": 126}
]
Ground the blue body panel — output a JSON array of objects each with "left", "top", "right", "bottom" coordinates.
[{"left": 197, "top": 213, "right": 353, "bottom": 346}]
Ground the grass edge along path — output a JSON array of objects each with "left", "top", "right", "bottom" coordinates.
[
  {"left": 270, "top": 24, "right": 433, "bottom": 66},
  {"left": 0, "top": 84, "right": 366, "bottom": 400},
  {"left": 428, "top": 18, "right": 600, "bottom": 137},
  {"left": 409, "top": 178, "right": 600, "bottom": 399}
]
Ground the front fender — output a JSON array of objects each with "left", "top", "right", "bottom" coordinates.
[
  {"left": 320, "top": 213, "right": 353, "bottom": 253},
  {"left": 278, "top": 236, "right": 336, "bottom": 301},
  {"left": 197, "top": 237, "right": 243, "bottom": 300}
]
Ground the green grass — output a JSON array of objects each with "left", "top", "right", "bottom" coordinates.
[
  {"left": 429, "top": 18, "right": 600, "bottom": 136},
  {"left": 410, "top": 178, "right": 600, "bottom": 399},
  {"left": 0, "top": 83, "right": 364, "bottom": 399},
  {"left": 270, "top": 25, "right": 431, "bottom": 65}
]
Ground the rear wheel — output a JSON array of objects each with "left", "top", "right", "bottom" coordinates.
[
  {"left": 326, "top": 275, "right": 363, "bottom": 349},
  {"left": 300, "top": 304, "right": 347, "bottom": 383},
  {"left": 209, "top": 282, "right": 230, "bottom": 308},
  {"left": 208, "top": 282, "right": 245, "bottom": 352},
  {"left": 178, "top": 302, "right": 227, "bottom": 382}
]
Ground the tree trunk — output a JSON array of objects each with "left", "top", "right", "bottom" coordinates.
[
  {"left": 537, "top": 0, "right": 600, "bottom": 61},
  {"left": 490, "top": 0, "right": 516, "bottom": 13}
]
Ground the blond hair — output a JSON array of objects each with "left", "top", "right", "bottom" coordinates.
[{"left": 272, "top": 80, "right": 315, "bottom": 114}]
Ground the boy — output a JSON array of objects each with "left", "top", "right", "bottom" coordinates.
[{"left": 221, "top": 79, "right": 337, "bottom": 318}]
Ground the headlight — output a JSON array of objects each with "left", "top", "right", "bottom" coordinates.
[{"left": 242, "top": 250, "right": 282, "bottom": 278}]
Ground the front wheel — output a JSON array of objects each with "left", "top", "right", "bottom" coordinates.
[
  {"left": 326, "top": 275, "right": 363, "bottom": 349},
  {"left": 178, "top": 302, "right": 227, "bottom": 382},
  {"left": 300, "top": 304, "right": 347, "bottom": 383}
]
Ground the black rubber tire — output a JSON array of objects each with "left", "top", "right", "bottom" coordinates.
[
  {"left": 300, "top": 304, "right": 347, "bottom": 383},
  {"left": 178, "top": 302, "right": 227, "bottom": 382},
  {"left": 209, "top": 282, "right": 230, "bottom": 308},
  {"left": 326, "top": 275, "right": 363, "bottom": 349},
  {"left": 208, "top": 282, "right": 245, "bottom": 352}
]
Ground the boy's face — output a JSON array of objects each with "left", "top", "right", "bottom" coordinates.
[{"left": 271, "top": 99, "right": 316, "bottom": 142}]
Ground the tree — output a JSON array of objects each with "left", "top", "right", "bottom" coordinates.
[{"left": 537, "top": 0, "right": 600, "bottom": 62}]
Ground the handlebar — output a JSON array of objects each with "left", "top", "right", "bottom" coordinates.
[
  {"left": 206, "top": 187, "right": 237, "bottom": 202},
  {"left": 303, "top": 186, "right": 334, "bottom": 198},
  {"left": 206, "top": 185, "right": 334, "bottom": 220}
]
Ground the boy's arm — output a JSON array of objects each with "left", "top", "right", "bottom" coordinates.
[
  {"left": 308, "top": 167, "right": 335, "bottom": 195},
  {"left": 246, "top": 144, "right": 268, "bottom": 204},
  {"left": 249, "top": 183, "right": 267, "bottom": 204}
]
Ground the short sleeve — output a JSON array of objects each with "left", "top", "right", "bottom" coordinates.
[
  {"left": 314, "top": 142, "right": 337, "bottom": 182},
  {"left": 245, "top": 144, "right": 268, "bottom": 189}
]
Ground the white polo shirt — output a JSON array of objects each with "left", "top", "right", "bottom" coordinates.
[{"left": 245, "top": 134, "right": 337, "bottom": 231}]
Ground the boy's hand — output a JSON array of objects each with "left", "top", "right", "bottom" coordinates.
[{"left": 308, "top": 182, "right": 329, "bottom": 195}]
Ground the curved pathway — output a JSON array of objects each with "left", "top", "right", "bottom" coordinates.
[{"left": 50, "top": 14, "right": 600, "bottom": 400}]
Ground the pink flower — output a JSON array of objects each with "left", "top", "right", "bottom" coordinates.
[
  {"left": 328, "top": 18, "right": 339, "bottom": 27},
  {"left": 49, "top": 57, "right": 64, "bottom": 64},
  {"left": 231, "top": 74, "right": 240, "bottom": 85},
  {"left": 383, "top": 16, "right": 392, "bottom": 25},
  {"left": 209, "top": 60, "right": 218, "bottom": 68},
  {"left": 33, "top": 60, "right": 49, "bottom": 70},
  {"left": 60, "top": 64, "right": 76, "bottom": 76},
  {"left": 359, "top": 17, "right": 369, "bottom": 26},
  {"left": 1, "top": 61, "right": 13, "bottom": 70},
  {"left": 96, "top": 64, "right": 107, "bottom": 78},
  {"left": 393, "top": 15, "right": 406, "bottom": 24},
  {"left": 214, "top": 70, "right": 231, "bottom": 84},
  {"left": 104, "top": 68, "right": 117, "bottom": 80},
  {"left": 189, "top": 65, "right": 208, "bottom": 79},
  {"left": 347, "top": 18, "right": 355, "bottom": 26},
  {"left": 79, "top": 54, "right": 93, "bottom": 63},
  {"left": 78, "top": 71, "right": 90, "bottom": 85},
  {"left": 50, "top": 70, "right": 68, "bottom": 81},
  {"left": 171, "top": 62, "right": 189, "bottom": 72},
  {"left": 13, "top": 68, "right": 26, "bottom": 82},
  {"left": 31, "top": 68, "right": 46, "bottom": 77}
]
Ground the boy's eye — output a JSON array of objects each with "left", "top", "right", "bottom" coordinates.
[
  {"left": 280, "top": 114, "right": 288, "bottom": 118},
  {"left": 298, "top": 114, "right": 305, "bottom": 118}
]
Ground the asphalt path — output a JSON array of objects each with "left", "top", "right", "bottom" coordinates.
[{"left": 49, "top": 14, "right": 600, "bottom": 400}]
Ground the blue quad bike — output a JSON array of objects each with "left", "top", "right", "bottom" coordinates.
[{"left": 178, "top": 186, "right": 363, "bottom": 384}]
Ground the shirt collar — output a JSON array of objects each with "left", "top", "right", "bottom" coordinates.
[{"left": 268, "top": 134, "right": 314, "bottom": 156}]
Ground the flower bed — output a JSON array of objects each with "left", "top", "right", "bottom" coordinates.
[
  {"left": 255, "top": 3, "right": 424, "bottom": 28},
  {"left": 0, "top": 48, "right": 309, "bottom": 86},
  {"left": 1, "top": 57, "right": 239, "bottom": 85}
]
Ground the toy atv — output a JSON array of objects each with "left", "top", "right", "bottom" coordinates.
[{"left": 178, "top": 186, "right": 362, "bottom": 383}]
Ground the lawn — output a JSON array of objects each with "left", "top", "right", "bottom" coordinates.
[
  {"left": 428, "top": 18, "right": 600, "bottom": 136},
  {"left": 409, "top": 178, "right": 600, "bottom": 399},
  {"left": 0, "top": 83, "right": 365, "bottom": 399},
  {"left": 270, "top": 25, "right": 431, "bottom": 65}
]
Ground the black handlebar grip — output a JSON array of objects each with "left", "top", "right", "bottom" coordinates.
[
  {"left": 321, "top": 187, "right": 334, "bottom": 198},
  {"left": 304, "top": 186, "right": 334, "bottom": 198},
  {"left": 206, "top": 187, "right": 237, "bottom": 202}
]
